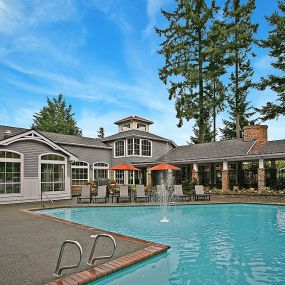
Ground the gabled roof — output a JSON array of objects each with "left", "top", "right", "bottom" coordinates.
[
  {"left": 0, "top": 125, "right": 111, "bottom": 149},
  {"left": 0, "top": 128, "right": 78, "bottom": 160},
  {"left": 114, "top": 116, "right": 153, "bottom": 125},
  {"left": 102, "top": 129, "right": 177, "bottom": 146},
  {"left": 158, "top": 139, "right": 256, "bottom": 163},
  {"left": 261, "top": 139, "right": 285, "bottom": 155}
]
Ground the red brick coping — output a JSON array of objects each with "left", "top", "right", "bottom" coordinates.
[{"left": 22, "top": 207, "right": 170, "bottom": 285}]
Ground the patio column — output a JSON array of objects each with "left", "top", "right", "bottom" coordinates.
[
  {"left": 258, "top": 158, "right": 266, "bottom": 191},
  {"left": 222, "top": 160, "right": 229, "bottom": 191},
  {"left": 146, "top": 167, "right": 152, "bottom": 186},
  {"left": 192, "top": 163, "right": 199, "bottom": 182}
]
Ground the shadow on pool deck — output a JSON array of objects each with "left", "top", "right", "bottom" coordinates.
[{"left": 1, "top": 196, "right": 285, "bottom": 285}]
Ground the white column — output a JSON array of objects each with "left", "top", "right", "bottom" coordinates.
[
  {"left": 223, "top": 160, "right": 228, "bottom": 171},
  {"left": 259, "top": 158, "right": 264, "bottom": 169},
  {"left": 193, "top": 163, "right": 198, "bottom": 172}
]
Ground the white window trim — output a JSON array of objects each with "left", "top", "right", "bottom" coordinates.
[
  {"left": 115, "top": 170, "right": 125, "bottom": 185},
  {"left": 71, "top": 161, "right": 89, "bottom": 185},
  {"left": 93, "top": 162, "right": 109, "bottom": 180},
  {"left": 114, "top": 140, "right": 126, "bottom": 158},
  {"left": 0, "top": 149, "right": 24, "bottom": 196},
  {"left": 140, "top": 139, "right": 152, "bottom": 157},
  {"left": 38, "top": 153, "right": 67, "bottom": 194},
  {"left": 126, "top": 138, "right": 152, "bottom": 157}
]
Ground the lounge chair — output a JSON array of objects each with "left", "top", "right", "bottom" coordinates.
[
  {"left": 194, "top": 185, "right": 210, "bottom": 201},
  {"left": 77, "top": 185, "right": 91, "bottom": 203},
  {"left": 93, "top": 185, "right": 107, "bottom": 203},
  {"left": 135, "top": 185, "right": 150, "bottom": 202},
  {"left": 174, "top": 185, "right": 190, "bottom": 201},
  {"left": 117, "top": 185, "right": 131, "bottom": 203}
]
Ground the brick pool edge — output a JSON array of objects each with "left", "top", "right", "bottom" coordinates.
[{"left": 22, "top": 207, "right": 170, "bottom": 285}]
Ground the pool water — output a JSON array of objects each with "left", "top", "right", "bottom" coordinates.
[{"left": 40, "top": 204, "right": 285, "bottom": 284}]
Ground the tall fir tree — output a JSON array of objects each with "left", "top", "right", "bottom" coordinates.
[
  {"left": 97, "top": 127, "right": 105, "bottom": 139},
  {"left": 220, "top": 0, "right": 258, "bottom": 140},
  {"left": 156, "top": 0, "right": 218, "bottom": 144},
  {"left": 32, "top": 94, "right": 82, "bottom": 136},
  {"left": 257, "top": 1, "right": 285, "bottom": 121}
]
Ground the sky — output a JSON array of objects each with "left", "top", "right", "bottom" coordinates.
[{"left": 0, "top": 0, "right": 283, "bottom": 145}]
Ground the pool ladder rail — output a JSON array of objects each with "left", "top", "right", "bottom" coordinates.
[
  {"left": 40, "top": 191, "right": 54, "bottom": 208},
  {"left": 54, "top": 234, "right": 117, "bottom": 277}
]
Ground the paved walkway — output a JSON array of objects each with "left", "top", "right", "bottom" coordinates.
[
  {"left": 0, "top": 200, "right": 146, "bottom": 285},
  {"left": 1, "top": 196, "right": 285, "bottom": 285}
]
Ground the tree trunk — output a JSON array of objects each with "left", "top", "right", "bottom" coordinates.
[{"left": 198, "top": 28, "right": 204, "bottom": 144}]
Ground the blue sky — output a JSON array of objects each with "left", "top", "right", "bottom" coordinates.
[{"left": 0, "top": 0, "right": 283, "bottom": 145}]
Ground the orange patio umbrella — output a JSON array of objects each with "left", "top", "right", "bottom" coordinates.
[
  {"left": 110, "top": 164, "right": 139, "bottom": 171},
  {"left": 149, "top": 163, "right": 180, "bottom": 171}
]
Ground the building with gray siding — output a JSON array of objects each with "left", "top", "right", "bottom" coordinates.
[{"left": 0, "top": 116, "right": 285, "bottom": 204}]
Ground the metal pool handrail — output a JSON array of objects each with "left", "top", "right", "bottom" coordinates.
[
  {"left": 54, "top": 240, "right": 83, "bottom": 277},
  {"left": 87, "top": 234, "right": 117, "bottom": 266},
  {"left": 41, "top": 191, "right": 54, "bottom": 207}
]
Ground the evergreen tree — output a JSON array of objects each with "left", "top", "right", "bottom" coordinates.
[
  {"left": 189, "top": 119, "right": 214, "bottom": 144},
  {"left": 257, "top": 1, "right": 285, "bottom": 121},
  {"left": 32, "top": 94, "right": 82, "bottom": 136},
  {"left": 220, "top": 0, "right": 258, "bottom": 140},
  {"left": 97, "top": 127, "right": 105, "bottom": 139},
  {"left": 156, "top": 0, "right": 218, "bottom": 143}
]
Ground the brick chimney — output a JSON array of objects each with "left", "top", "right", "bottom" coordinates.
[{"left": 243, "top": 125, "right": 268, "bottom": 154}]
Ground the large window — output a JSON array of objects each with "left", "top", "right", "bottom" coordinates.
[
  {"left": 141, "top": 139, "right": 151, "bottom": 156},
  {"left": 127, "top": 138, "right": 140, "bottom": 156},
  {"left": 115, "top": 140, "right": 125, "bottom": 157},
  {"left": 93, "top": 162, "right": 109, "bottom": 179},
  {"left": 40, "top": 154, "right": 66, "bottom": 192},
  {"left": 115, "top": 170, "right": 125, "bottom": 184},
  {"left": 0, "top": 151, "right": 21, "bottom": 194},
  {"left": 71, "top": 161, "right": 89, "bottom": 186}
]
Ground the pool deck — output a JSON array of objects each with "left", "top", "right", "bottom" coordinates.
[{"left": 1, "top": 195, "right": 285, "bottom": 285}]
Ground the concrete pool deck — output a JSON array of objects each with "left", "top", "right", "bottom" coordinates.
[{"left": 1, "top": 195, "right": 285, "bottom": 285}]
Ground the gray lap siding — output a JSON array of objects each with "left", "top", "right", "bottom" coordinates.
[
  {"left": 60, "top": 144, "right": 112, "bottom": 179},
  {"left": 1, "top": 140, "right": 70, "bottom": 177},
  {"left": 109, "top": 140, "right": 174, "bottom": 165}
]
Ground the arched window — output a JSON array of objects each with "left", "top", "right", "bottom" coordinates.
[
  {"left": 0, "top": 150, "right": 22, "bottom": 194},
  {"left": 115, "top": 140, "right": 125, "bottom": 157},
  {"left": 141, "top": 140, "right": 151, "bottom": 156},
  {"left": 93, "top": 162, "right": 109, "bottom": 180},
  {"left": 71, "top": 161, "right": 89, "bottom": 186},
  {"left": 40, "top": 153, "right": 66, "bottom": 192}
]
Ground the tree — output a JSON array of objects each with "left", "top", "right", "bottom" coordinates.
[
  {"left": 32, "top": 94, "right": 82, "bottom": 136},
  {"left": 156, "top": 0, "right": 219, "bottom": 144},
  {"left": 220, "top": 0, "right": 258, "bottom": 140},
  {"left": 97, "top": 127, "right": 105, "bottom": 139},
  {"left": 189, "top": 120, "right": 214, "bottom": 144},
  {"left": 257, "top": 1, "right": 285, "bottom": 121}
]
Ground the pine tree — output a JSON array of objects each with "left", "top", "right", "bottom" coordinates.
[
  {"left": 32, "top": 94, "right": 82, "bottom": 136},
  {"left": 189, "top": 119, "right": 214, "bottom": 144},
  {"left": 97, "top": 127, "right": 105, "bottom": 139},
  {"left": 220, "top": 0, "right": 258, "bottom": 140},
  {"left": 257, "top": 1, "right": 285, "bottom": 121},
  {"left": 156, "top": 0, "right": 218, "bottom": 144}
]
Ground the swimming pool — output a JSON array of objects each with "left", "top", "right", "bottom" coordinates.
[{"left": 40, "top": 204, "right": 285, "bottom": 284}]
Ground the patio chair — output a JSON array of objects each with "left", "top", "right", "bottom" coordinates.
[
  {"left": 117, "top": 185, "right": 131, "bottom": 203},
  {"left": 93, "top": 185, "right": 107, "bottom": 203},
  {"left": 77, "top": 185, "right": 91, "bottom": 203},
  {"left": 174, "top": 185, "right": 190, "bottom": 201},
  {"left": 194, "top": 185, "right": 210, "bottom": 201},
  {"left": 135, "top": 185, "right": 150, "bottom": 202}
]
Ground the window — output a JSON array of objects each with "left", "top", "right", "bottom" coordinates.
[
  {"left": 115, "top": 140, "right": 125, "bottom": 157},
  {"left": 137, "top": 123, "right": 146, "bottom": 130},
  {"left": 40, "top": 154, "right": 66, "bottom": 192},
  {"left": 128, "top": 171, "right": 139, "bottom": 184},
  {"left": 93, "top": 162, "right": 109, "bottom": 179},
  {"left": 0, "top": 151, "right": 21, "bottom": 194},
  {"left": 127, "top": 138, "right": 140, "bottom": 156},
  {"left": 115, "top": 170, "right": 125, "bottom": 184},
  {"left": 71, "top": 161, "right": 89, "bottom": 186},
  {"left": 141, "top": 140, "right": 151, "bottom": 156}
]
